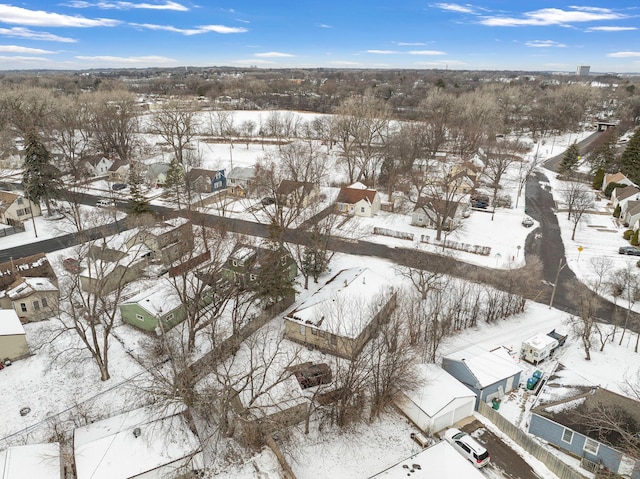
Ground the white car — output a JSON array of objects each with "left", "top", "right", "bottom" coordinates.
[
  {"left": 444, "top": 428, "right": 490, "bottom": 468},
  {"left": 96, "top": 199, "right": 115, "bottom": 208}
]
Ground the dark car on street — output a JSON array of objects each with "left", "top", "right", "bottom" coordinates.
[
  {"left": 112, "top": 183, "right": 128, "bottom": 191},
  {"left": 619, "top": 246, "right": 640, "bottom": 256}
]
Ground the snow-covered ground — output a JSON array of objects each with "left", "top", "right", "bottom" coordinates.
[{"left": 3, "top": 119, "right": 639, "bottom": 478}]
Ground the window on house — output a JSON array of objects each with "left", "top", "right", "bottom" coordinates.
[
  {"left": 33, "top": 301, "right": 40, "bottom": 311},
  {"left": 331, "top": 334, "right": 337, "bottom": 345},
  {"left": 360, "top": 207, "right": 365, "bottom": 213},
  {"left": 249, "top": 273, "right": 257, "bottom": 281},
  {"left": 136, "top": 314, "right": 144, "bottom": 321},
  {"left": 41, "top": 298, "right": 48, "bottom": 308},
  {"left": 20, "top": 303, "right": 27, "bottom": 312},
  {"left": 562, "top": 429, "right": 573, "bottom": 444},
  {"left": 418, "top": 214, "right": 424, "bottom": 223},
  {"left": 25, "top": 207, "right": 31, "bottom": 215},
  {"left": 232, "top": 260, "right": 238, "bottom": 267},
  {"left": 166, "top": 313, "right": 174, "bottom": 321},
  {"left": 16, "top": 209, "right": 24, "bottom": 216},
  {"left": 299, "top": 324, "right": 305, "bottom": 336},
  {"left": 311, "top": 328, "right": 317, "bottom": 335},
  {"left": 584, "top": 438, "right": 599, "bottom": 455},
  {"left": 17, "top": 197, "right": 23, "bottom": 205}
]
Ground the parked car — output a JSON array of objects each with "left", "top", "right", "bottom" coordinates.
[
  {"left": 294, "top": 363, "right": 332, "bottom": 389},
  {"left": 410, "top": 431, "right": 431, "bottom": 448},
  {"left": 472, "top": 201, "right": 488, "bottom": 209},
  {"left": 62, "top": 257, "right": 81, "bottom": 274},
  {"left": 96, "top": 199, "right": 115, "bottom": 208},
  {"left": 522, "top": 217, "right": 534, "bottom": 227},
  {"left": 112, "top": 183, "right": 128, "bottom": 191},
  {"left": 619, "top": 246, "right": 640, "bottom": 256},
  {"left": 261, "top": 196, "right": 276, "bottom": 206},
  {"left": 444, "top": 428, "right": 490, "bottom": 468}
]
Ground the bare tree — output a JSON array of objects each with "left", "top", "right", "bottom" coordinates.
[
  {"left": 151, "top": 100, "right": 200, "bottom": 165},
  {"left": 88, "top": 90, "right": 139, "bottom": 162},
  {"left": 565, "top": 282, "right": 599, "bottom": 361},
  {"left": 482, "top": 140, "right": 520, "bottom": 220},
  {"left": 563, "top": 183, "right": 594, "bottom": 240}
]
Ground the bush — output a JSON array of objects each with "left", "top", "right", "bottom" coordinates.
[
  {"left": 614, "top": 204, "right": 622, "bottom": 218},
  {"left": 632, "top": 230, "right": 639, "bottom": 246},
  {"left": 623, "top": 229, "right": 634, "bottom": 240}
]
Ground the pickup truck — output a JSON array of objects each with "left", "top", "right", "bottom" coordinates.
[{"left": 547, "top": 329, "right": 567, "bottom": 347}]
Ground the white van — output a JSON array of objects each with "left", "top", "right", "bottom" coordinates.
[{"left": 96, "top": 199, "right": 115, "bottom": 208}]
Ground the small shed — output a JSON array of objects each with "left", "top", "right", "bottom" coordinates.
[
  {"left": 442, "top": 346, "right": 523, "bottom": 409},
  {"left": 0, "top": 309, "right": 29, "bottom": 361},
  {"left": 394, "top": 364, "right": 476, "bottom": 434}
]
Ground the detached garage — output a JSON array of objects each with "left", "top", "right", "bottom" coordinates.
[
  {"left": 394, "top": 364, "right": 476, "bottom": 434},
  {"left": 0, "top": 309, "right": 29, "bottom": 361}
]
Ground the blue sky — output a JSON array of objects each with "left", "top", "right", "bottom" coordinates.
[{"left": 0, "top": 1, "right": 638, "bottom": 72}]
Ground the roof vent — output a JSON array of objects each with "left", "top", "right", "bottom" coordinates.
[{"left": 133, "top": 427, "right": 141, "bottom": 438}]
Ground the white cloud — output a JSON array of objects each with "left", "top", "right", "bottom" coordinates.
[
  {"left": 233, "top": 59, "right": 276, "bottom": 65},
  {"left": 254, "top": 52, "right": 294, "bottom": 58},
  {"left": 408, "top": 50, "right": 446, "bottom": 55},
  {"left": 366, "top": 50, "right": 398, "bottom": 54},
  {"left": 0, "top": 4, "right": 119, "bottom": 27},
  {"left": 130, "top": 23, "right": 248, "bottom": 35},
  {"left": 0, "top": 45, "right": 56, "bottom": 54},
  {"left": 318, "top": 24, "right": 332, "bottom": 29},
  {"left": 75, "top": 54, "right": 176, "bottom": 63},
  {"left": 607, "top": 51, "right": 640, "bottom": 58},
  {"left": 329, "top": 61, "right": 363, "bottom": 66},
  {"left": 63, "top": 1, "right": 188, "bottom": 10},
  {"left": 587, "top": 26, "right": 636, "bottom": 32},
  {"left": 525, "top": 40, "right": 566, "bottom": 48},
  {"left": 396, "top": 42, "right": 427, "bottom": 46},
  {"left": 0, "top": 55, "right": 50, "bottom": 61},
  {"left": 433, "top": 3, "right": 475, "bottom": 14},
  {"left": 0, "top": 27, "right": 77, "bottom": 42},
  {"left": 480, "top": 7, "right": 626, "bottom": 27}
]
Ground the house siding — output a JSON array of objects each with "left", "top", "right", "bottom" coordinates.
[
  {"left": 0, "top": 334, "right": 29, "bottom": 361},
  {"left": 120, "top": 303, "right": 185, "bottom": 332},
  {"left": 528, "top": 414, "right": 637, "bottom": 477}
]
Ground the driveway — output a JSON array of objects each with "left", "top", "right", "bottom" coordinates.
[{"left": 458, "top": 420, "right": 542, "bottom": 479}]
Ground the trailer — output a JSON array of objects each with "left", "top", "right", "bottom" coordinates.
[{"left": 520, "top": 330, "right": 566, "bottom": 365}]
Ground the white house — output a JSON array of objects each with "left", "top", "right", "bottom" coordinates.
[
  {"left": 0, "top": 443, "right": 62, "bottom": 479},
  {"left": 335, "top": 182, "right": 381, "bottom": 218},
  {"left": 0, "top": 309, "right": 29, "bottom": 361},
  {"left": 0, "top": 192, "right": 41, "bottom": 226},
  {"left": 82, "top": 155, "right": 114, "bottom": 177},
  {"left": 611, "top": 185, "right": 640, "bottom": 212},
  {"left": 370, "top": 439, "right": 485, "bottom": 478},
  {"left": 73, "top": 405, "right": 203, "bottom": 479},
  {"left": 394, "top": 364, "right": 476, "bottom": 434},
  {"left": 602, "top": 172, "right": 634, "bottom": 192}
]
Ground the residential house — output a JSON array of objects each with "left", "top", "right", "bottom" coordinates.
[
  {"left": 0, "top": 146, "right": 22, "bottom": 168},
  {"left": 227, "top": 166, "right": 256, "bottom": 197},
  {"left": 411, "top": 197, "right": 466, "bottom": 230},
  {"left": 529, "top": 387, "right": 640, "bottom": 478},
  {"left": 622, "top": 200, "right": 640, "bottom": 228},
  {"left": 119, "top": 278, "right": 212, "bottom": 332},
  {"left": 276, "top": 179, "right": 320, "bottom": 208},
  {"left": 107, "top": 159, "right": 129, "bottom": 182},
  {"left": 284, "top": 267, "right": 396, "bottom": 358},
  {"left": 186, "top": 168, "right": 227, "bottom": 193},
  {"left": 394, "top": 364, "right": 476, "bottom": 434},
  {"left": 73, "top": 405, "right": 203, "bottom": 479},
  {"left": 0, "top": 309, "right": 29, "bottom": 361},
  {"left": 145, "top": 162, "right": 171, "bottom": 187},
  {"left": 126, "top": 217, "right": 193, "bottom": 265},
  {"left": 611, "top": 185, "right": 640, "bottom": 212},
  {"left": 79, "top": 237, "right": 152, "bottom": 295},
  {"left": 335, "top": 182, "right": 381, "bottom": 218},
  {"left": 222, "top": 245, "right": 297, "bottom": 287},
  {"left": 82, "top": 154, "right": 114, "bottom": 177},
  {"left": 370, "top": 439, "right": 486, "bottom": 478},
  {"left": 602, "top": 172, "right": 634, "bottom": 192},
  {"left": 0, "top": 192, "right": 41, "bottom": 226},
  {"left": 0, "top": 253, "right": 59, "bottom": 322},
  {"left": 0, "top": 443, "right": 62, "bottom": 479},
  {"left": 442, "top": 346, "right": 523, "bottom": 409}
]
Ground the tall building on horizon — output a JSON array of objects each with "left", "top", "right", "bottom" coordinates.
[{"left": 577, "top": 65, "right": 590, "bottom": 76}]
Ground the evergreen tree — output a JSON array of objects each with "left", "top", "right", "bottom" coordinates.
[
  {"left": 621, "top": 128, "right": 640, "bottom": 185},
  {"left": 22, "top": 131, "right": 60, "bottom": 215},
  {"left": 164, "top": 159, "right": 185, "bottom": 208},
  {"left": 589, "top": 128, "right": 619, "bottom": 174},
  {"left": 559, "top": 142, "right": 580, "bottom": 174},
  {"left": 592, "top": 168, "right": 605, "bottom": 190},
  {"left": 127, "top": 162, "right": 151, "bottom": 215}
]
